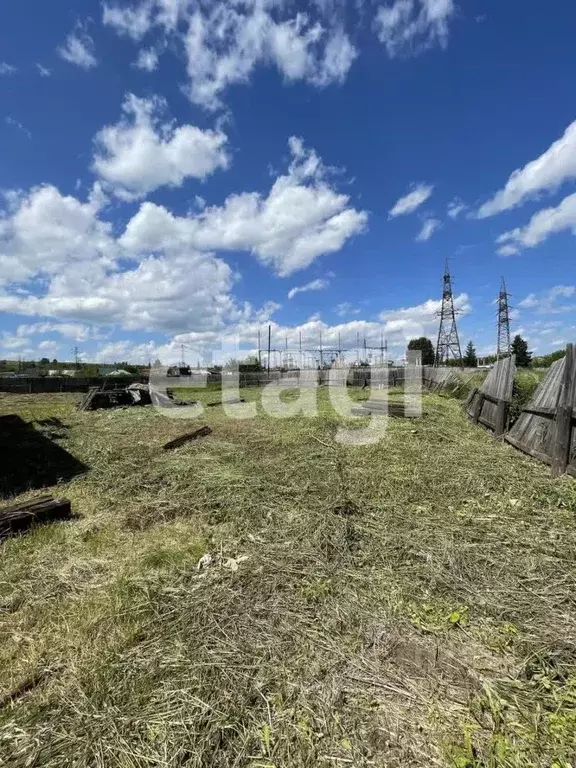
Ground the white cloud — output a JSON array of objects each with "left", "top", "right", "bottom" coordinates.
[
  {"left": 134, "top": 48, "right": 159, "bottom": 71},
  {"left": 0, "top": 62, "right": 17, "bottom": 75},
  {"left": 478, "top": 121, "right": 576, "bottom": 218},
  {"left": 334, "top": 302, "right": 360, "bottom": 317},
  {"left": 375, "top": 0, "right": 456, "bottom": 58},
  {"left": 16, "top": 322, "right": 96, "bottom": 342},
  {"left": 103, "top": 3, "right": 152, "bottom": 40},
  {"left": 92, "top": 93, "right": 230, "bottom": 200},
  {"left": 517, "top": 285, "right": 576, "bottom": 314},
  {"left": 415, "top": 217, "right": 441, "bottom": 241},
  {"left": 36, "top": 64, "right": 51, "bottom": 77},
  {"left": 0, "top": 140, "right": 364, "bottom": 337},
  {"left": 496, "top": 192, "right": 576, "bottom": 255},
  {"left": 58, "top": 30, "right": 98, "bottom": 69},
  {"left": 0, "top": 251, "right": 237, "bottom": 334},
  {"left": 287, "top": 278, "right": 330, "bottom": 299},
  {"left": 38, "top": 340, "right": 60, "bottom": 354},
  {"left": 184, "top": 8, "right": 356, "bottom": 109},
  {"left": 120, "top": 136, "right": 367, "bottom": 276},
  {"left": 0, "top": 183, "right": 116, "bottom": 284},
  {"left": 379, "top": 293, "right": 470, "bottom": 340},
  {"left": 447, "top": 197, "right": 466, "bottom": 219},
  {"left": 389, "top": 182, "right": 433, "bottom": 217},
  {"left": 105, "top": 1, "right": 356, "bottom": 110}
]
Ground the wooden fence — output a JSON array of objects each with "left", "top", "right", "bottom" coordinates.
[
  {"left": 464, "top": 355, "right": 516, "bottom": 437},
  {"left": 505, "top": 344, "right": 576, "bottom": 477}
]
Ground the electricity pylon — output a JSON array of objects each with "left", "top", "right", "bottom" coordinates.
[
  {"left": 496, "top": 277, "right": 511, "bottom": 360},
  {"left": 435, "top": 259, "right": 463, "bottom": 367}
]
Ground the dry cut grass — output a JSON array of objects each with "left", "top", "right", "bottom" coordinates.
[{"left": 0, "top": 387, "right": 575, "bottom": 767}]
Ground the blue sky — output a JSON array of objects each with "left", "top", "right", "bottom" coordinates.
[{"left": 1, "top": 0, "right": 575, "bottom": 365}]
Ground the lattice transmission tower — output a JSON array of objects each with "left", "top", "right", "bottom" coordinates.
[
  {"left": 496, "top": 277, "right": 511, "bottom": 360},
  {"left": 435, "top": 260, "right": 463, "bottom": 367}
]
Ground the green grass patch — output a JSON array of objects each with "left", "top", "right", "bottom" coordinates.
[{"left": 0, "top": 389, "right": 575, "bottom": 766}]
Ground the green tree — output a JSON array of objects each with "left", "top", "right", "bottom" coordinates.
[
  {"left": 511, "top": 335, "right": 532, "bottom": 367},
  {"left": 463, "top": 341, "right": 477, "bottom": 367},
  {"left": 407, "top": 337, "right": 435, "bottom": 366},
  {"left": 532, "top": 348, "right": 566, "bottom": 368},
  {"left": 240, "top": 355, "right": 264, "bottom": 372}
]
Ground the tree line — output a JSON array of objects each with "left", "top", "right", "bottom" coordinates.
[{"left": 407, "top": 335, "right": 557, "bottom": 368}]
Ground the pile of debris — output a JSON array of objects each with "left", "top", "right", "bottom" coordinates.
[{"left": 77, "top": 383, "right": 198, "bottom": 412}]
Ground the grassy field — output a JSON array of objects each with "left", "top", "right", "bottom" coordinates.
[{"left": 1, "top": 386, "right": 575, "bottom": 767}]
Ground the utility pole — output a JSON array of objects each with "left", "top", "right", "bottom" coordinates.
[
  {"left": 496, "top": 277, "right": 512, "bottom": 360},
  {"left": 319, "top": 330, "right": 323, "bottom": 368},
  {"left": 356, "top": 331, "right": 360, "bottom": 363},
  {"left": 257, "top": 329, "right": 261, "bottom": 366},
  {"left": 299, "top": 331, "right": 302, "bottom": 369},
  {"left": 72, "top": 345, "right": 80, "bottom": 370},
  {"left": 338, "top": 333, "right": 342, "bottom": 365},
  {"left": 267, "top": 324, "right": 271, "bottom": 373},
  {"left": 435, "top": 259, "right": 463, "bottom": 367},
  {"left": 180, "top": 343, "right": 185, "bottom": 366}
]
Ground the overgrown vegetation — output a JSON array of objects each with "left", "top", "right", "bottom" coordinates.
[{"left": 0, "top": 387, "right": 575, "bottom": 767}]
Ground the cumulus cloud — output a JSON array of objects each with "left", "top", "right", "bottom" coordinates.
[
  {"left": 92, "top": 93, "right": 229, "bottom": 199},
  {"left": 287, "top": 278, "right": 330, "bottom": 299},
  {"left": 104, "top": 0, "right": 356, "bottom": 110},
  {"left": 134, "top": 48, "right": 159, "bottom": 71},
  {"left": 496, "top": 192, "right": 576, "bottom": 255},
  {"left": 389, "top": 183, "right": 433, "bottom": 217},
  {"left": 0, "top": 252, "right": 237, "bottom": 334},
  {"left": 415, "top": 217, "right": 441, "bottom": 241},
  {"left": 0, "top": 183, "right": 116, "bottom": 284},
  {"left": 380, "top": 292, "right": 469, "bottom": 329},
  {"left": 184, "top": 9, "right": 356, "bottom": 109},
  {"left": 58, "top": 29, "right": 98, "bottom": 69},
  {"left": 103, "top": 292, "right": 467, "bottom": 365},
  {"left": 36, "top": 64, "right": 51, "bottom": 77},
  {"left": 375, "top": 0, "right": 456, "bottom": 58},
  {"left": 0, "top": 138, "right": 364, "bottom": 335},
  {"left": 478, "top": 121, "right": 576, "bottom": 218},
  {"left": 120, "top": 136, "right": 367, "bottom": 276}
]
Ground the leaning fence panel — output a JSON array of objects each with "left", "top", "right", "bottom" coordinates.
[
  {"left": 504, "top": 344, "right": 576, "bottom": 476},
  {"left": 465, "top": 355, "right": 516, "bottom": 436}
]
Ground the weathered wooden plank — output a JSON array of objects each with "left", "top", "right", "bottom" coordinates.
[
  {"left": 494, "top": 398, "right": 507, "bottom": 438},
  {"left": 552, "top": 344, "right": 576, "bottom": 476},
  {"left": 466, "top": 356, "right": 516, "bottom": 434},
  {"left": 0, "top": 497, "right": 72, "bottom": 538},
  {"left": 472, "top": 392, "right": 485, "bottom": 424},
  {"left": 505, "top": 347, "right": 576, "bottom": 475},
  {"left": 162, "top": 426, "right": 212, "bottom": 450}
]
